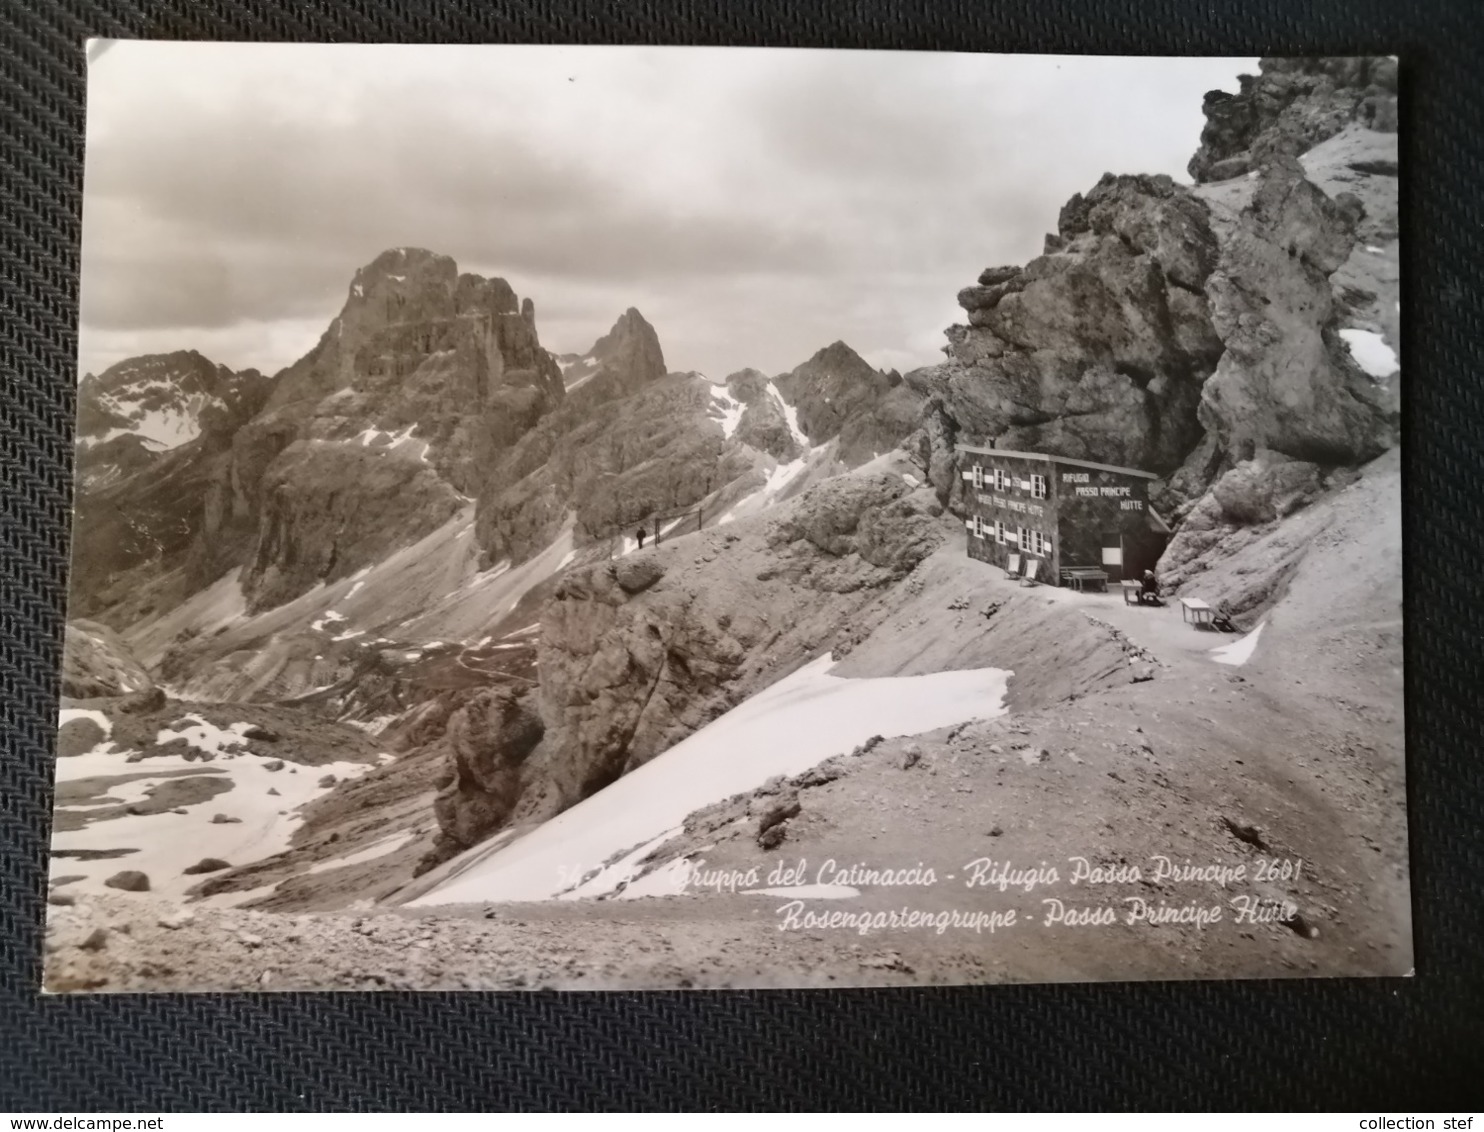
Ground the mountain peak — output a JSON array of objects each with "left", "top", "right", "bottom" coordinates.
[
  {"left": 555, "top": 309, "right": 666, "bottom": 397},
  {"left": 349, "top": 246, "right": 459, "bottom": 297},
  {"left": 591, "top": 308, "right": 665, "bottom": 374},
  {"left": 803, "top": 339, "right": 875, "bottom": 376}
]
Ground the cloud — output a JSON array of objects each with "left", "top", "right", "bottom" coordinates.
[{"left": 78, "top": 45, "right": 1255, "bottom": 379}]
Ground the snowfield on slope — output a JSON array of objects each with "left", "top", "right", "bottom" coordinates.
[
  {"left": 51, "top": 717, "right": 380, "bottom": 900},
  {"left": 409, "top": 654, "right": 1011, "bottom": 907}
]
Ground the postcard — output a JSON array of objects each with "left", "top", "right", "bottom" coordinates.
[{"left": 47, "top": 43, "right": 1405, "bottom": 991}]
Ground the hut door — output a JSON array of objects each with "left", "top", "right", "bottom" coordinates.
[{"left": 1100, "top": 533, "right": 1124, "bottom": 582}]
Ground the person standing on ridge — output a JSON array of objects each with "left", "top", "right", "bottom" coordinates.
[{"left": 636, "top": 527, "right": 647, "bottom": 550}]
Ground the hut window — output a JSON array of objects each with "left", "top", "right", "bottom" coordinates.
[
  {"left": 1030, "top": 474, "right": 1047, "bottom": 499},
  {"left": 972, "top": 465, "right": 985, "bottom": 489},
  {"left": 993, "top": 468, "right": 1008, "bottom": 491},
  {"left": 995, "top": 520, "right": 1006, "bottom": 544}
]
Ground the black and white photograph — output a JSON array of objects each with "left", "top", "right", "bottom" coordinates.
[{"left": 45, "top": 43, "right": 1406, "bottom": 993}]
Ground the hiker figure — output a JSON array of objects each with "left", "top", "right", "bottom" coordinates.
[
  {"left": 635, "top": 527, "right": 647, "bottom": 550},
  {"left": 1139, "top": 568, "right": 1162, "bottom": 606}
]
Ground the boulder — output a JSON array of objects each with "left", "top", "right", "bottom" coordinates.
[
  {"left": 118, "top": 687, "right": 166, "bottom": 714},
  {"left": 1209, "top": 451, "right": 1325, "bottom": 524},
  {"left": 977, "top": 265, "right": 1022, "bottom": 286},
  {"left": 614, "top": 556, "right": 666, "bottom": 595},
  {"left": 182, "top": 858, "right": 231, "bottom": 875},
  {"left": 757, "top": 794, "right": 801, "bottom": 835},
  {"left": 104, "top": 870, "right": 150, "bottom": 892},
  {"left": 56, "top": 714, "right": 109, "bottom": 759}
]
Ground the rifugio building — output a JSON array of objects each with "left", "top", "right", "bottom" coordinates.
[{"left": 956, "top": 445, "right": 1170, "bottom": 584}]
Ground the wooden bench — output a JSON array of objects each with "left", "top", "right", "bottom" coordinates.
[
  {"left": 1061, "top": 567, "right": 1109, "bottom": 593},
  {"left": 1180, "top": 596, "right": 1215, "bottom": 628}
]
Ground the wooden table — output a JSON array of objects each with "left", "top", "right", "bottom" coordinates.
[
  {"left": 1122, "top": 580, "right": 1143, "bottom": 605},
  {"left": 1061, "top": 568, "right": 1109, "bottom": 592},
  {"left": 1180, "top": 596, "right": 1215, "bottom": 627}
]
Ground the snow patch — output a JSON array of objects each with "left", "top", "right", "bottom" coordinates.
[
  {"left": 344, "top": 715, "right": 397, "bottom": 736},
  {"left": 154, "top": 715, "right": 254, "bottom": 759},
  {"left": 708, "top": 388, "right": 746, "bottom": 439},
  {"left": 412, "top": 655, "right": 1011, "bottom": 906},
  {"left": 306, "top": 830, "right": 419, "bottom": 876},
  {"left": 50, "top": 734, "right": 377, "bottom": 899},
  {"left": 767, "top": 382, "right": 810, "bottom": 448},
  {"left": 310, "top": 610, "right": 346, "bottom": 632},
  {"left": 1339, "top": 329, "right": 1399, "bottom": 378},
  {"left": 716, "top": 454, "right": 811, "bottom": 526},
  {"left": 1211, "top": 622, "right": 1266, "bottom": 667}
]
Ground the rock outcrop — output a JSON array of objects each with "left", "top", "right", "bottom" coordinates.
[
  {"left": 908, "top": 172, "right": 1225, "bottom": 499},
  {"left": 239, "top": 441, "right": 465, "bottom": 612},
  {"left": 725, "top": 369, "right": 802, "bottom": 461},
  {"left": 1188, "top": 57, "right": 1398, "bottom": 184},
  {"left": 905, "top": 55, "right": 1398, "bottom": 561},
  {"left": 60, "top": 620, "right": 155, "bottom": 699},
  {"left": 430, "top": 687, "right": 544, "bottom": 852},
  {"left": 422, "top": 468, "right": 947, "bottom": 866},
  {"left": 1196, "top": 155, "right": 1394, "bottom": 468}
]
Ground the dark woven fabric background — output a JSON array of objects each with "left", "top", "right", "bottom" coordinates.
[{"left": 3, "top": 0, "right": 1481, "bottom": 1111}]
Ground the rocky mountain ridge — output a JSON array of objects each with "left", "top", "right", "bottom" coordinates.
[
  {"left": 74, "top": 351, "right": 272, "bottom": 494},
  {"left": 1188, "top": 57, "right": 1398, "bottom": 183}
]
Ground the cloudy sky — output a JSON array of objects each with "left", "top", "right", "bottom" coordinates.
[{"left": 79, "top": 44, "right": 1255, "bottom": 380}]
